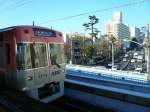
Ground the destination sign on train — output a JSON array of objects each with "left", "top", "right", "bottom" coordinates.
[{"left": 33, "top": 28, "right": 56, "bottom": 37}]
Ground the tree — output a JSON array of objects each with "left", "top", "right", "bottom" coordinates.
[
  {"left": 102, "top": 39, "right": 109, "bottom": 48},
  {"left": 83, "top": 15, "right": 99, "bottom": 45},
  {"left": 82, "top": 45, "right": 93, "bottom": 59},
  {"left": 83, "top": 15, "right": 99, "bottom": 65},
  {"left": 72, "top": 35, "right": 82, "bottom": 43},
  {"left": 130, "top": 37, "right": 138, "bottom": 50},
  {"left": 110, "top": 35, "right": 117, "bottom": 44}
]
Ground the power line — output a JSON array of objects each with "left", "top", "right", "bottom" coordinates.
[
  {"left": 0, "top": 0, "right": 25, "bottom": 11},
  {"left": 38, "top": 0, "right": 149, "bottom": 25},
  {"left": 0, "top": 0, "right": 32, "bottom": 14}
]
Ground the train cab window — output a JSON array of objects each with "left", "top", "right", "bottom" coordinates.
[
  {"left": 32, "top": 43, "right": 48, "bottom": 68},
  {"left": 49, "top": 44, "right": 65, "bottom": 65},
  {"left": 17, "top": 43, "right": 32, "bottom": 70}
]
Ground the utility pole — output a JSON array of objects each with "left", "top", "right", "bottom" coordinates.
[
  {"left": 147, "top": 24, "right": 150, "bottom": 79},
  {"left": 112, "top": 42, "right": 114, "bottom": 70},
  {"left": 70, "top": 38, "right": 73, "bottom": 64},
  {"left": 147, "top": 24, "right": 149, "bottom": 37},
  {"left": 33, "top": 21, "right": 35, "bottom": 26},
  {"left": 69, "top": 33, "right": 74, "bottom": 65},
  {"left": 110, "top": 35, "right": 116, "bottom": 70},
  {"left": 141, "top": 24, "right": 150, "bottom": 77}
]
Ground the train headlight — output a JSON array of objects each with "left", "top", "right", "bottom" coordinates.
[
  {"left": 62, "top": 69, "right": 65, "bottom": 73},
  {"left": 27, "top": 76, "right": 33, "bottom": 81},
  {"left": 22, "top": 87, "right": 29, "bottom": 91}
]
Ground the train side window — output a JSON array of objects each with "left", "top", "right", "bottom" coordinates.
[{"left": 6, "top": 44, "right": 11, "bottom": 64}]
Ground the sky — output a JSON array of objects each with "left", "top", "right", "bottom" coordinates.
[{"left": 0, "top": 0, "right": 150, "bottom": 34}]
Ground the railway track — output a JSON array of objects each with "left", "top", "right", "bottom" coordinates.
[
  {"left": 50, "top": 96, "right": 114, "bottom": 112},
  {"left": 0, "top": 85, "right": 50, "bottom": 112},
  {"left": 52, "top": 100, "right": 90, "bottom": 112},
  {"left": 0, "top": 86, "right": 114, "bottom": 112}
]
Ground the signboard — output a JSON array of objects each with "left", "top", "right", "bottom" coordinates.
[{"left": 33, "top": 28, "right": 56, "bottom": 37}]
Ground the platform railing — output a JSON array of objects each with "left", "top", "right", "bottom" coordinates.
[{"left": 66, "top": 64, "right": 148, "bottom": 83}]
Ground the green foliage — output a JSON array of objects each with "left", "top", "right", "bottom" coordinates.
[
  {"left": 130, "top": 37, "right": 138, "bottom": 49},
  {"left": 110, "top": 36, "right": 117, "bottom": 43},
  {"left": 102, "top": 39, "right": 109, "bottom": 48},
  {"left": 83, "top": 15, "right": 99, "bottom": 39},
  {"left": 82, "top": 45, "right": 94, "bottom": 58},
  {"left": 72, "top": 35, "right": 82, "bottom": 43}
]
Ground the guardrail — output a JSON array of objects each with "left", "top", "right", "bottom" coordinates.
[{"left": 66, "top": 64, "right": 148, "bottom": 83}]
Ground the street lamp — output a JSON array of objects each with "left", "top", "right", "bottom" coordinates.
[
  {"left": 69, "top": 33, "right": 74, "bottom": 65},
  {"left": 110, "top": 40, "right": 119, "bottom": 70},
  {"left": 123, "top": 39, "right": 150, "bottom": 75}
]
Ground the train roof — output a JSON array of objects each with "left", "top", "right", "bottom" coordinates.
[{"left": 0, "top": 25, "right": 60, "bottom": 33}]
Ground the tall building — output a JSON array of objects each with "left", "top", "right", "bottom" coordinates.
[
  {"left": 113, "top": 11, "right": 122, "bottom": 22},
  {"left": 130, "top": 27, "right": 146, "bottom": 43},
  {"left": 105, "top": 11, "right": 130, "bottom": 42},
  {"left": 130, "top": 27, "right": 140, "bottom": 39}
]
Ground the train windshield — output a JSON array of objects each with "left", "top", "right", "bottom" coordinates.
[
  {"left": 17, "top": 43, "right": 32, "bottom": 70},
  {"left": 31, "top": 43, "right": 48, "bottom": 68},
  {"left": 17, "top": 43, "right": 48, "bottom": 70},
  {"left": 50, "top": 44, "right": 65, "bottom": 65}
]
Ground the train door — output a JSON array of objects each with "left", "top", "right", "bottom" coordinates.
[
  {"left": 0, "top": 33, "right": 5, "bottom": 84},
  {"left": 32, "top": 43, "right": 49, "bottom": 88},
  {"left": 4, "top": 32, "right": 17, "bottom": 87},
  {"left": 0, "top": 33, "right": 4, "bottom": 68}
]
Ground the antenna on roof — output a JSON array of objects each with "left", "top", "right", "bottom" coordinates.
[{"left": 33, "top": 21, "right": 35, "bottom": 26}]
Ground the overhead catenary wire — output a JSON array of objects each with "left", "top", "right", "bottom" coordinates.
[{"left": 38, "top": 0, "right": 149, "bottom": 25}]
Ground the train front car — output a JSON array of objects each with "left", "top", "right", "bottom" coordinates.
[{"left": 0, "top": 26, "right": 66, "bottom": 103}]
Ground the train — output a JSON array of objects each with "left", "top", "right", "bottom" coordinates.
[{"left": 0, "top": 25, "right": 65, "bottom": 103}]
